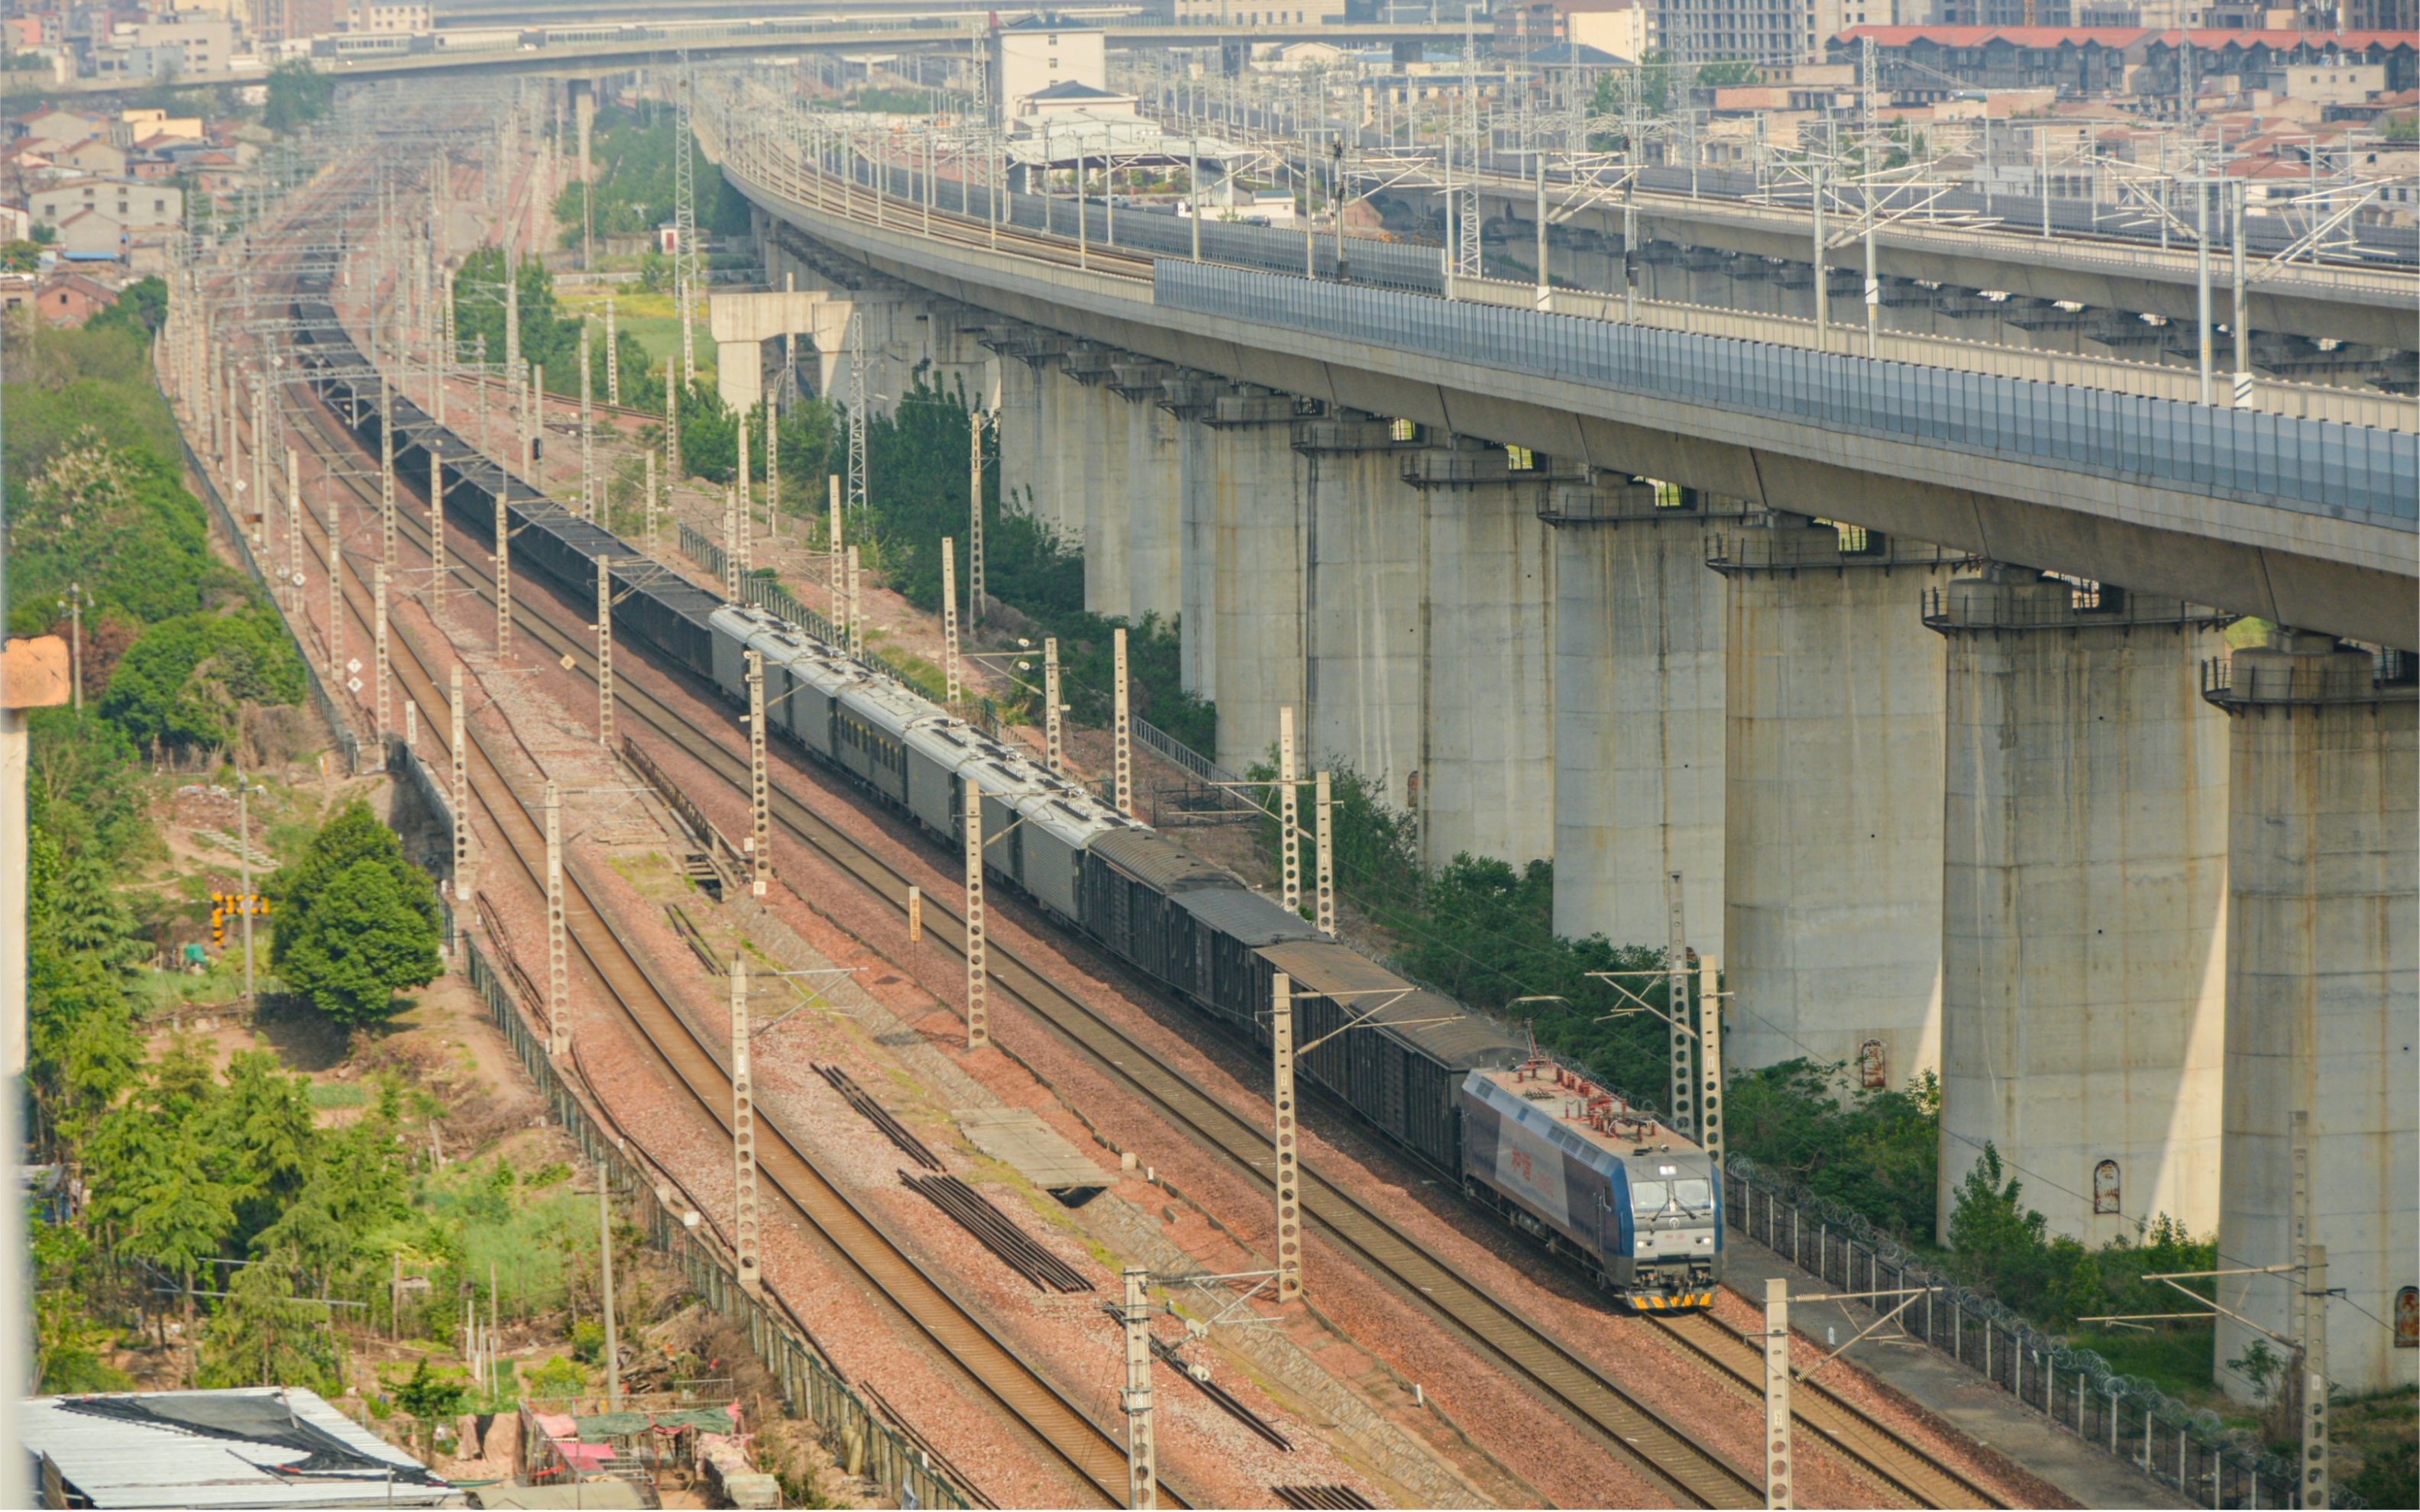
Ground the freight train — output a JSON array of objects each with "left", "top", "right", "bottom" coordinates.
[{"left": 288, "top": 272, "right": 1721, "bottom": 1309}]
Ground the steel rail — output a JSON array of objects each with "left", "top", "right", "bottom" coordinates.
[
  {"left": 293, "top": 325, "right": 1766, "bottom": 1510},
  {"left": 264, "top": 289, "right": 1159, "bottom": 1510},
  {"left": 1649, "top": 1312, "right": 2009, "bottom": 1510}
]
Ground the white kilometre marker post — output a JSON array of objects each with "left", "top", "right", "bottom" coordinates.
[
  {"left": 1272, "top": 972, "right": 1302, "bottom": 1304},
  {"left": 545, "top": 780, "right": 569, "bottom": 1056},
  {"left": 963, "top": 777, "right": 988, "bottom": 1050},
  {"left": 731, "top": 953, "right": 762, "bottom": 1294}
]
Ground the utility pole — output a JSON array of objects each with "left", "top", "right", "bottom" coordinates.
[
  {"left": 450, "top": 666, "right": 470, "bottom": 904},
  {"left": 2196, "top": 173, "right": 2215, "bottom": 405},
  {"left": 286, "top": 450, "right": 302, "bottom": 614},
  {"left": 580, "top": 325, "right": 594, "bottom": 518},
  {"left": 1313, "top": 770, "right": 1335, "bottom": 939},
  {"left": 1043, "top": 638, "right": 1063, "bottom": 774},
  {"left": 66, "top": 584, "right": 82, "bottom": 712},
  {"left": 1699, "top": 955, "right": 1726, "bottom": 1165},
  {"left": 2292, "top": 1109, "right": 2330, "bottom": 1510},
  {"left": 746, "top": 650, "right": 769, "bottom": 897},
  {"left": 941, "top": 537, "right": 962, "bottom": 709},
  {"left": 374, "top": 566, "right": 390, "bottom": 738},
  {"left": 963, "top": 777, "right": 988, "bottom": 1050},
  {"left": 1811, "top": 160, "right": 1828, "bottom": 350},
  {"left": 665, "top": 363, "right": 681, "bottom": 478},
  {"left": 644, "top": 451, "right": 658, "bottom": 557},
  {"left": 2231, "top": 179, "right": 2251, "bottom": 409},
  {"left": 326, "top": 481, "right": 342, "bottom": 681},
  {"left": 379, "top": 386, "right": 396, "bottom": 567},
  {"left": 765, "top": 396, "right": 779, "bottom": 526},
  {"left": 1668, "top": 871, "right": 1694, "bottom": 1140},
  {"left": 596, "top": 1161, "right": 621, "bottom": 1410},
  {"left": 236, "top": 765, "right": 255, "bottom": 1003},
  {"left": 529, "top": 362, "right": 545, "bottom": 496},
  {"left": 1112, "top": 628, "right": 1133, "bottom": 819},
  {"left": 1279, "top": 706, "right": 1302, "bottom": 916},
  {"left": 2304, "top": 1240, "right": 2331, "bottom": 1510},
  {"left": 846, "top": 546, "right": 863, "bottom": 660},
  {"left": 828, "top": 474, "right": 845, "bottom": 615},
  {"left": 1120, "top": 1267, "right": 1158, "bottom": 1510},
  {"left": 1271, "top": 972, "right": 1302, "bottom": 1303},
  {"left": 731, "top": 953, "right": 762, "bottom": 1294},
  {"left": 545, "top": 780, "right": 569, "bottom": 1056},
  {"left": 723, "top": 486, "right": 742, "bottom": 601},
  {"left": 605, "top": 298, "right": 620, "bottom": 405},
  {"left": 736, "top": 401, "right": 752, "bottom": 573},
  {"left": 1763, "top": 1278, "right": 1792, "bottom": 1509},
  {"left": 494, "top": 489, "right": 513, "bottom": 657},
  {"left": 847, "top": 312, "right": 867, "bottom": 521},
  {"left": 595, "top": 557, "right": 615, "bottom": 750},
  {"left": 968, "top": 409, "right": 986, "bottom": 625},
  {"left": 429, "top": 443, "right": 448, "bottom": 620}
]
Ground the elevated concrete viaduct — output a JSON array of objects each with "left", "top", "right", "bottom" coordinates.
[{"left": 707, "top": 105, "right": 2415, "bottom": 1396}]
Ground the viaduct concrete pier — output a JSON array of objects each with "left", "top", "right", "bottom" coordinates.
[
  {"left": 1548, "top": 480, "right": 1739, "bottom": 952},
  {"left": 2208, "top": 632, "right": 2418, "bottom": 1399},
  {"left": 1713, "top": 515, "right": 1965, "bottom": 1080},
  {"left": 1299, "top": 414, "right": 1425, "bottom": 812},
  {"left": 1930, "top": 568, "right": 2233, "bottom": 1245}
]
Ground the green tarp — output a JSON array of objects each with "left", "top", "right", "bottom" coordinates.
[{"left": 572, "top": 1407, "right": 734, "bottom": 1443}]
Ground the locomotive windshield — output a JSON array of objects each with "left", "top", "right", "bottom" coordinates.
[{"left": 1629, "top": 1178, "right": 1714, "bottom": 1216}]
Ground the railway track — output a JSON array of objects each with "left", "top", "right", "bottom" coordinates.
[
  {"left": 278, "top": 302, "right": 1765, "bottom": 1509},
  {"left": 1648, "top": 1313, "right": 2007, "bottom": 1510},
  {"left": 258, "top": 183, "right": 1998, "bottom": 1508},
  {"left": 254, "top": 255, "right": 1160, "bottom": 1509}
]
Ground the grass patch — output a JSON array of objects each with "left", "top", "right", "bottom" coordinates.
[
  {"left": 2065, "top": 1325, "right": 2218, "bottom": 1405},
  {"left": 308, "top": 1081, "right": 367, "bottom": 1110}
]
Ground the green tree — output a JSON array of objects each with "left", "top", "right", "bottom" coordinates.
[
  {"left": 89, "top": 274, "right": 168, "bottom": 341},
  {"left": 194, "top": 1261, "right": 345, "bottom": 1394},
  {"left": 32, "top": 1220, "right": 133, "bottom": 1394},
  {"left": 263, "top": 60, "right": 334, "bottom": 134},
  {"left": 1723, "top": 1060, "right": 1940, "bottom": 1240},
  {"left": 118, "top": 1131, "right": 238, "bottom": 1325},
  {"left": 273, "top": 858, "right": 442, "bottom": 1024},
  {"left": 207, "top": 1051, "right": 320, "bottom": 1240},
  {"left": 98, "top": 608, "right": 304, "bottom": 755}
]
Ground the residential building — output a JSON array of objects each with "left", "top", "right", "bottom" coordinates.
[
  {"left": 30, "top": 176, "right": 183, "bottom": 230},
  {"left": 991, "top": 14, "right": 1108, "bottom": 124},
  {"left": 56, "top": 137, "right": 126, "bottom": 177},
  {"left": 344, "top": 1, "right": 431, "bottom": 34},
  {"left": 11, "top": 106, "right": 109, "bottom": 144},
  {"left": 1496, "top": 0, "right": 1649, "bottom": 60},
  {"left": 37, "top": 269, "right": 118, "bottom": 325},
  {"left": 89, "top": 11, "right": 240, "bottom": 79},
  {"left": 1170, "top": 0, "right": 1346, "bottom": 27}
]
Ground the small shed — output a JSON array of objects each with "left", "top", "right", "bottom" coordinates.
[{"left": 21, "top": 1387, "right": 454, "bottom": 1508}]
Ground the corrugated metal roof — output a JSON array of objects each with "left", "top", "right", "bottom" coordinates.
[
  {"left": 23, "top": 1388, "right": 453, "bottom": 1508},
  {"left": 1089, "top": 829, "right": 1238, "bottom": 893},
  {"left": 1257, "top": 941, "right": 1529, "bottom": 1071},
  {"left": 1172, "top": 886, "right": 1320, "bottom": 945}
]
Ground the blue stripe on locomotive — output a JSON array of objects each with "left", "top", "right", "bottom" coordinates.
[{"left": 1461, "top": 1072, "right": 1629, "bottom": 1259}]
